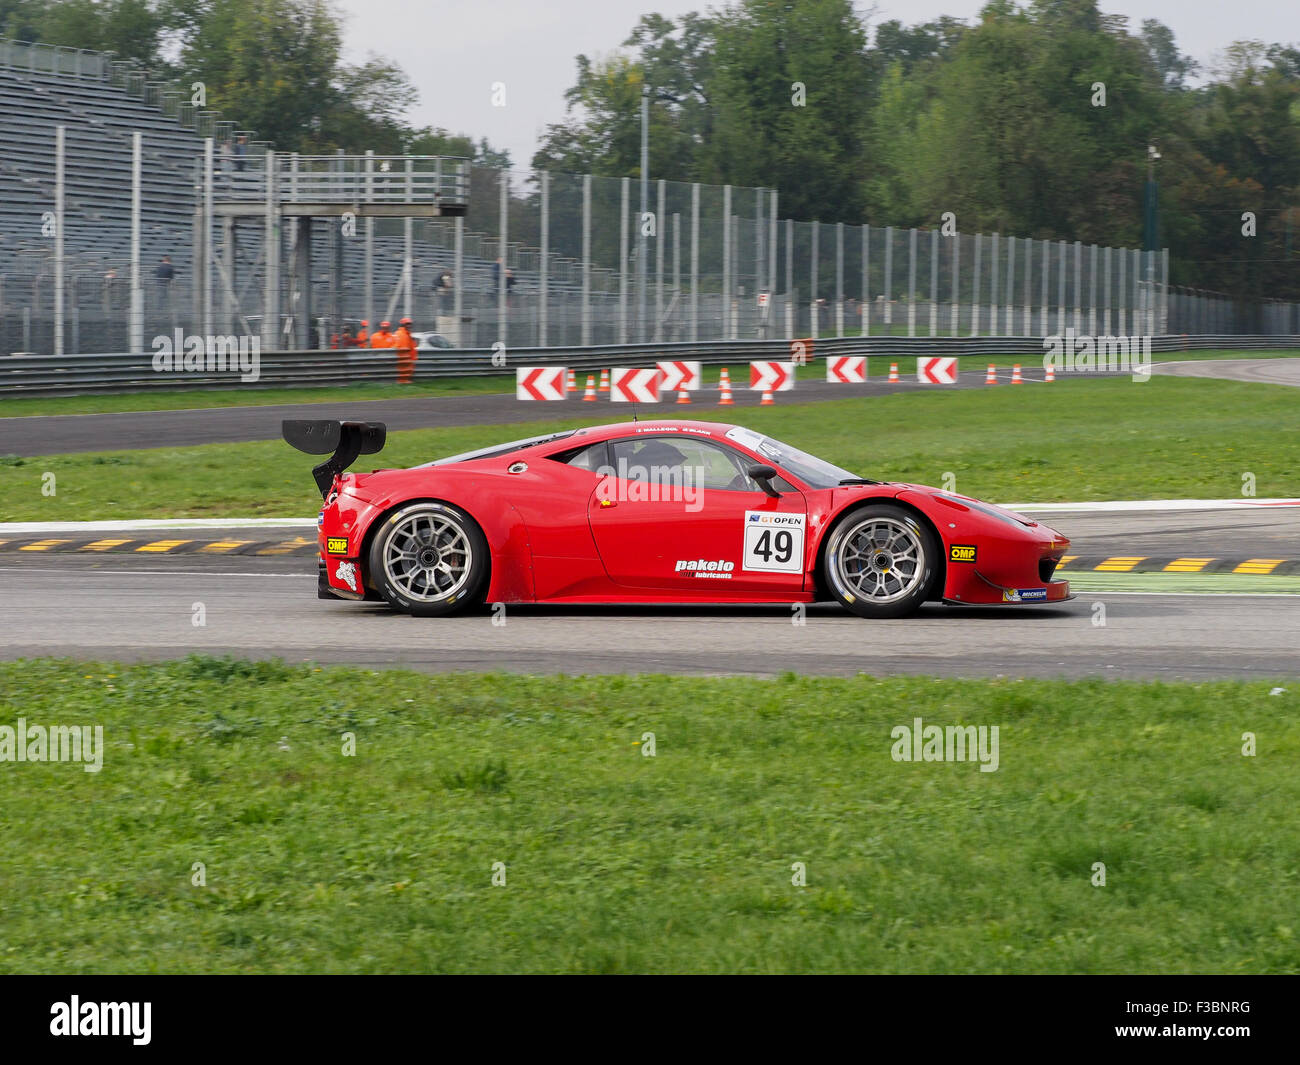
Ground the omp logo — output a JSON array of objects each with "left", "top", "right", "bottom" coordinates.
[
  {"left": 50, "top": 996, "right": 151, "bottom": 1045},
  {"left": 950, "top": 544, "right": 977, "bottom": 563},
  {"left": 675, "top": 559, "right": 735, "bottom": 578},
  {"left": 326, "top": 537, "right": 349, "bottom": 554}
]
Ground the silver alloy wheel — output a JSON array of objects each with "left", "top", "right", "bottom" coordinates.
[
  {"left": 381, "top": 508, "right": 474, "bottom": 604},
  {"left": 833, "top": 515, "right": 926, "bottom": 604}
]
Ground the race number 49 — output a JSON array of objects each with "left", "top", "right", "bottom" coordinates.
[{"left": 743, "top": 511, "right": 806, "bottom": 573}]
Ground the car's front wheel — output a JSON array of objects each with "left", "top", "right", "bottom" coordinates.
[
  {"left": 367, "top": 501, "right": 489, "bottom": 616},
  {"left": 822, "top": 504, "right": 940, "bottom": 618}
]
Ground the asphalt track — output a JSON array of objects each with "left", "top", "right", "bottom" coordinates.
[
  {"left": 0, "top": 367, "right": 1060, "bottom": 456},
  {"left": 4, "top": 357, "right": 1297, "bottom": 458},
  {"left": 2, "top": 507, "right": 1296, "bottom": 680}
]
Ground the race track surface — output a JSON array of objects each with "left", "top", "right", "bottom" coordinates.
[
  {"left": 1, "top": 368, "right": 1053, "bottom": 456},
  {"left": 1152, "top": 357, "right": 1300, "bottom": 387},
  {"left": 3, "top": 507, "right": 1296, "bottom": 681}
]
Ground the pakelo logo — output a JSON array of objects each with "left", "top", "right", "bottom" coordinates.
[
  {"left": 675, "top": 559, "right": 734, "bottom": 578},
  {"left": 326, "top": 537, "right": 349, "bottom": 555},
  {"left": 50, "top": 996, "right": 151, "bottom": 1045},
  {"left": 949, "top": 544, "right": 977, "bottom": 563}
]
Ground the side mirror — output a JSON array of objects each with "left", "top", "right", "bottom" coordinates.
[{"left": 748, "top": 464, "right": 781, "bottom": 499}]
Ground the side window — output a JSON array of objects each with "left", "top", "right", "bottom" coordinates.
[
  {"left": 552, "top": 442, "right": 609, "bottom": 472},
  {"left": 609, "top": 436, "right": 757, "bottom": 491}
]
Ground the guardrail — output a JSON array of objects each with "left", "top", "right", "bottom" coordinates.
[{"left": 2, "top": 335, "right": 1297, "bottom": 398}]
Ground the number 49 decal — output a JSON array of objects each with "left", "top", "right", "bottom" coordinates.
[{"left": 742, "top": 511, "right": 806, "bottom": 573}]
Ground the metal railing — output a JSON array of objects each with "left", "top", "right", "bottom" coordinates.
[
  {"left": 2, "top": 335, "right": 1296, "bottom": 398},
  {"left": 215, "top": 154, "right": 471, "bottom": 208}
]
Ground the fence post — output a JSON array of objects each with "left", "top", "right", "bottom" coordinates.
[
  {"left": 54, "top": 125, "right": 64, "bottom": 356},
  {"left": 722, "top": 184, "right": 732, "bottom": 340},
  {"left": 1088, "top": 244, "right": 1097, "bottom": 336},
  {"left": 1004, "top": 234, "right": 1014, "bottom": 335},
  {"left": 203, "top": 137, "right": 214, "bottom": 341},
  {"left": 862, "top": 224, "right": 870, "bottom": 336},
  {"left": 950, "top": 229, "right": 959, "bottom": 335},
  {"left": 1161, "top": 247, "right": 1169, "bottom": 335},
  {"left": 619, "top": 176, "right": 629, "bottom": 345},
  {"left": 1022, "top": 238, "right": 1031, "bottom": 336},
  {"left": 883, "top": 226, "right": 893, "bottom": 331},
  {"left": 785, "top": 218, "right": 794, "bottom": 339},
  {"left": 810, "top": 220, "right": 819, "bottom": 338},
  {"left": 364, "top": 150, "right": 373, "bottom": 337},
  {"left": 129, "top": 130, "right": 143, "bottom": 352},
  {"left": 930, "top": 229, "right": 939, "bottom": 337},
  {"left": 1117, "top": 246, "right": 1126, "bottom": 335},
  {"left": 655, "top": 178, "right": 665, "bottom": 341},
  {"left": 1040, "top": 236, "right": 1049, "bottom": 336},
  {"left": 539, "top": 171, "right": 549, "bottom": 347},
  {"left": 690, "top": 182, "right": 700, "bottom": 342},
  {"left": 970, "top": 232, "right": 981, "bottom": 336},
  {"left": 1073, "top": 240, "right": 1082, "bottom": 333},
  {"left": 582, "top": 174, "right": 592, "bottom": 345},
  {"left": 836, "top": 222, "right": 845, "bottom": 337},
  {"left": 263, "top": 150, "right": 279, "bottom": 353},
  {"left": 907, "top": 227, "right": 917, "bottom": 337},
  {"left": 1057, "top": 240, "right": 1067, "bottom": 335},
  {"left": 989, "top": 233, "right": 999, "bottom": 335}
]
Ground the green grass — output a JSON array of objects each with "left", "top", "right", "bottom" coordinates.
[
  {"left": 2, "top": 375, "right": 1296, "bottom": 521},
  {"left": 0, "top": 658, "right": 1296, "bottom": 974},
  {"left": 1, "top": 349, "right": 1291, "bottom": 419}
]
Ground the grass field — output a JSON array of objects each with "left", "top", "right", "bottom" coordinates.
[
  {"left": 0, "top": 657, "right": 1295, "bottom": 974},
  {"left": 2, "top": 375, "right": 1295, "bottom": 521},
  {"left": 0, "top": 348, "right": 1291, "bottom": 419}
]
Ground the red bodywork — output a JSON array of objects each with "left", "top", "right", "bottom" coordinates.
[{"left": 316, "top": 419, "right": 1070, "bottom": 607}]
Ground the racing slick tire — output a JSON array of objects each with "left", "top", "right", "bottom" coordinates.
[
  {"left": 367, "top": 501, "right": 490, "bottom": 617},
  {"left": 821, "top": 504, "right": 941, "bottom": 619}
]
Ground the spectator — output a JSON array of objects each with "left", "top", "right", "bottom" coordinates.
[
  {"left": 434, "top": 268, "right": 453, "bottom": 312},
  {"left": 393, "top": 317, "right": 417, "bottom": 384},
  {"left": 102, "top": 267, "right": 118, "bottom": 313},
  {"left": 354, "top": 320, "right": 369, "bottom": 347},
  {"left": 155, "top": 256, "right": 174, "bottom": 306},
  {"left": 234, "top": 134, "right": 248, "bottom": 173},
  {"left": 338, "top": 326, "right": 354, "bottom": 349},
  {"left": 369, "top": 321, "right": 394, "bottom": 348}
]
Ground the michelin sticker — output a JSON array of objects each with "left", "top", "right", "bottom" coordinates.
[
  {"left": 743, "top": 511, "right": 805, "bottom": 573},
  {"left": 335, "top": 561, "right": 359, "bottom": 593},
  {"left": 1003, "top": 587, "right": 1047, "bottom": 602}
]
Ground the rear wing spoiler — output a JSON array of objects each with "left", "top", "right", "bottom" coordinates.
[{"left": 282, "top": 419, "right": 387, "bottom": 498}]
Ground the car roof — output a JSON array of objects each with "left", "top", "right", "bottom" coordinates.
[{"left": 558, "top": 420, "right": 742, "bottom": 444}]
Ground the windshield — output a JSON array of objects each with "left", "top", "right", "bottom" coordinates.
[
  {"left": 724, "top": 427, "right": 859, "bottom": 489},
  {"left": 421, "top": 430, "right": 578, "bottom": 467}
]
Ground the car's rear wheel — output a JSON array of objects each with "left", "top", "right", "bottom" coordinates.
[
  {"left": 822, "top": 504, "right": 940, "bottom": 618},
  {"left": 367, "top": 501, "right": 489, "bottom": 616}
]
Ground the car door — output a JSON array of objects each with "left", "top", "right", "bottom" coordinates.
[{"left": 587, "top": 432, "right": 808, "bottom": 595}]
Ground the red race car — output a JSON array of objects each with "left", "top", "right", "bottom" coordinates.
[{"left": 283, "top": 418, "right": 1071, "bottom": 618}]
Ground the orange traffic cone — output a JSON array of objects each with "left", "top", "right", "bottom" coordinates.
[
  {"left": 1044, "top": 363, "right": 1055, "bottom": 383},
  {"left": 566, "top": 369, "right": 577, "bottom": 393},
  {"left": 598, "top": 368, "right": 610, "bottom": 392},
  {"left": 888, "top": 362, "right": 899, "bottom": 383},
  {"left": 583, "top": 375, "right": 597, "bottom": 401},
  {"left": 1011, "top": 364, "right": 1023, "bottom": 384},
  {"left": 985, "top": 364, "right": 997, "bottom": 385},
  {"left": 760, "top": 389, "right": 775, "bottom": 406},
  {"left": 718, "top": 369, "right": 734, "bottom": 406},
  {"left": 676, "top": 389, "right": 691, "bottom": 405}
]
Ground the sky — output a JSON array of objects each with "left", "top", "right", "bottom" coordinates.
[{"left": 334, "top": 0, "right": 1300, "bottom": 170}]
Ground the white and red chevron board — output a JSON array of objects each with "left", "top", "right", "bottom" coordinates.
[
  {"left": 826, "top": 356, "right": 866, "bottom": 383},
  {"left": 917, "top": 357, "right": 958, "bottom": 384},
  {"left": 610, "top": 367, "right": 662, "bottom": 403},
  {"left": 516, "top": 366, "right": 567, "bottom": 401},
  {"left": 657, "top": 360, "right": 702, "bottom": 392},
  {"left": 749, "top": 361, "right": 795, "bottom": 392}
]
